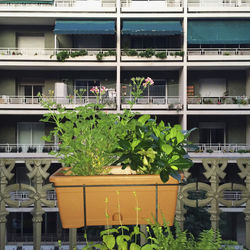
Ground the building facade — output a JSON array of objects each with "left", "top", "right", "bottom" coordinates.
[{"left": 0, "top": 0, "right": 250, "bottom": 249}]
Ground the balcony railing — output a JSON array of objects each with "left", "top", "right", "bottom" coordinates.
[
  {"left": 10, "top": 190, "right": 57, "bottom": 201},
  {"left": 187, "top": 96, "right": 250, "bottom": 105},
  {"left": 0, "top": 144, "right": 58, "bottom": 153},
  {"left": 121, "top": 96, "right": 182, "bottom": 105},
  {"left": 188, "top": 0, "right": 250, "bottom": 8},
  {"left": 121, "top": 0, "right": 182, "bottom": 8},
  {"left": 188, "top": 48, "right": 250, "bottom": 59},
  {"left": 0, "top": 48, "right": 117, "bottom": 61},
  {"left": 0, "top": 0, "right": 116, "bottom": 8},
  {"left": 0, "top": 95, "right": 117, "bottom": 106},
  {"left": 121, "top": 48, "right": 183, "bottom": 61},
  {"left": 189, "top": 143, "right": 250, "bottom": 153}
]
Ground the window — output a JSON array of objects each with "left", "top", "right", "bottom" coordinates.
[
  {"left": 17, "top": 123, "right": 45, "bottom": 152},
  {"left": 199, "top": 122, "right": 225, "bottom": 144}
]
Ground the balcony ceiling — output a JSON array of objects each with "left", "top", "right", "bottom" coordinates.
[{"left": 0, "top": 16, "right": 55, "bottom": 25}]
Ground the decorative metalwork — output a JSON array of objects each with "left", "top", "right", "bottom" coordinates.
[{"left": 0, "top": 158, "right": 249, "bottom": 249}]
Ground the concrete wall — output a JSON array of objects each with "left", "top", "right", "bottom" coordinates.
[
  {"left": 0, "top": 77, "right": 16, "bottom": 95},
  {"left": 188, "top": 70, "right": 246, "bottom": 96},
  {"left": 0, "top": 26, "right": 54, "bottom": 48},
  {"left": 57, "top": 34, "right": 73, "bottom": 48},
  {"left": 188, "top": 115, "right": 246, "bottom": 144}
]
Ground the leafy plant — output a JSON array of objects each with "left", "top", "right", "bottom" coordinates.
[
  {"left": 139, "top": 49, "right": 155, "bottom": 58},
  {"left": 70, "top": 49, "right": 88, "bottom": 57},
  {"left": 56, "top": 51, "right": 70, "bottom": 62},
  {"left": 41, "top": 77, "right": 194, "bottom": 180},
  {"left": 155, "top": 51, "right": 167, "bottom": 59},
  {"left": 114, "top": 117, "right": 194, "bottom": 182},
  {"left": 96, "top": 52, "right": 105, "bottom": 61},
  {"left": 124, "top": 49, "right": 138, "bottom": 57}
]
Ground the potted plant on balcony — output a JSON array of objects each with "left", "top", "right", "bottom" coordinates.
[{"left": 42, "top": 77, "right": 194, "bottom": 229}]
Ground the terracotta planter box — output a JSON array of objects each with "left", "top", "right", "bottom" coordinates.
[{"left": 50, "top": 167, "right": 180, "bottom": 228}]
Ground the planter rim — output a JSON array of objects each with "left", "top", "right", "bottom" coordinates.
[{"left": 49, "top": 167, "right": 180, "bottom": 186}]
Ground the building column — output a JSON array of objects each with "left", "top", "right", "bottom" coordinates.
[
  {"left": 116, "top": 0, "right": 121, "bottom": 111},
  {"left": 0, "top": 160, "right": 15, "bottom": 250},
  {"left": 246, "top": 69, "right": 250, "bottom": 96},
  {"left": 69, "top": 228, "right": 77, "bottom": 249},
  {"left": 246, "top": 116, "right": 250, "bottom": 144}
]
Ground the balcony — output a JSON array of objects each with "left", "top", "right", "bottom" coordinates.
[
  {"left": 188, "top": 48, "right": 250, "bottom": 61},
  {"left": 188, "top": 0, "right": 250, "bottom": 11},
  {"left": 188, "top": 143, "right": 250, "bottom": 155},
  {"left": 121, "top": 0, "right": 183, "bottom": 12},
  {"left": 0, "top": 144, "right": 58, "bottom": 154},
  {"left": 121, "top": 96, "right": 182, "bottom": 110},
  {"left": 0, "top": 48, "right": 117, "bottom": 62},
  {"left": 0, "top": 0, "right": 116, "bottom": 11},
  {"left": 0, "top": 95, "right": 117, "bottom": 109},
  {"left": 187, "top": 96, "right": 250, "bottom": 109},
  {"left": 121, "top": 49, "right": 183, "bottom": 62}
]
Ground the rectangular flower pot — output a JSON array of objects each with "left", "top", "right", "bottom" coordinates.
[{"left": 50, "top": 167, "right": 180, "bottom": 228}]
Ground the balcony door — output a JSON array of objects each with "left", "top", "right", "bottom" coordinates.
[
  {"left": 17, "top": 123, "right": 45, "bottom": 152},
  {"left": 199, "top": 122, "right": 225, "bottom": 144},
  {"left": 18, "top": 83, "right": 44, "bottom": 103}
]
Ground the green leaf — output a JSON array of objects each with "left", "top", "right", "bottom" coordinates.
[
  {"left": 138, "top": 114, "right": 150, "bottom": 125},
  {"left": 101, "top": 228, "right": 119, "bottom": 236},
  {"left": 161, "top": 144, "right": 173, "bottom": 155},
  {"left": 141, "top": 244, "right": 158, "bottom": 250},
  {"left": 103, "top": 235, "right": 116, "bottom": 249},
  {"left": 171, "top": 158, "right": 193, "bottom": 169},
  {"left": 160, "top": 169, "right": 170, "bottom": 183},
  {"left": 130, "top": 243, "right": 141, "bottom": 250},
  {"left": 153, "top": 127, "right": 161, "bottom": 138},
  {"left": 134, "top": 226, "right": 140, "bottom": 235},
  {"left": 176, "top": 132, "right": 185, "bottom": 144},
  {"left": 131, "top": 139, "right": 141, "bottom": 150}
]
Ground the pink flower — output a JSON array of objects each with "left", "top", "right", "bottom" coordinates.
[
  {"left": 90, "top": 86, "right": 99, "bottom": 94},
  {"left": 143, "top": 82, "right": 148, "bottom": 87},
  {"left": 144, "top": 77, "right": 154, "bottom": 86},
  {"left": 100, "top": 86, "right": 107, "bottom": 94}
]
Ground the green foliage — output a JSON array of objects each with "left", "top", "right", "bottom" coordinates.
[
  {"left": 41, "top": 101, "right": 127, "bottom": 176},
  {"left": 83, "top": 222, "right": 228, "bottom": 250},
  {"left": 155, "top": 52, "right": 167, "bottom": 59},
  {"left": 124, "top": 49, "right": 138, "bottom": 56},
  {"left": 114, "top": 117, "right": 194, "bottom": 182},
  {"left": 174, "top": 51, "right": 184, "bottom": 57},
  {"left": 138, "top": 49, "right": 155, "bottom": 58},
  {"left": 56, "top": 51, "right": 70, "bottom": 62},
  {"left": 41, "top": 77, "right": 194, "bottom": 179},
  {"left": 70, "top": 49, "right": 87, "bottom": 57},
  {"left": 96, "top": 52, "right": 104, "bottom": 61}
]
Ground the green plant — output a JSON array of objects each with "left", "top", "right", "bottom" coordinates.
[
  {"left": 56, "top": 51, "right": 70, "bottom": 62},
  {"left": 155, "top": 51, "right": 167, "bottom": 59},
  {"left": 125, "top": 49, "right": 138, "bottom": 57},
  {"left": 70, "top": 49, "right": 88, "bottom": 57},
  {"left": 174, "top": 51, "right": 184, "bottom": 57},
  {"left": 139, "top": 49, "right": 155, "bottom": 58},
  {"left": 96, "top": 52, "right": 104, "bottom": 61},
  {"left": 206, "top": 149, "right": 213, "bottom": 153},
  {"left": 41, "top": 77, "right": 194, "bottom": 180}
]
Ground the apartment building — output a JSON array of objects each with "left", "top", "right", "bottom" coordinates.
[{"left": 0, "top": 0, "right": 250, "bottom": 248}]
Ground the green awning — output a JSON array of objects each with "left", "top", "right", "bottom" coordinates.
[
  {"left": 0, "top": 0, "right": 53, "bottom": 3},
  {"left": 122, "top": 21, "right": 183, "bottom": 36},
  {"left": 54, "top": 20, "right": 115, "bottom": 35},
  {"left": 188, "top": 20, "right": 250, "bottom": 44}
]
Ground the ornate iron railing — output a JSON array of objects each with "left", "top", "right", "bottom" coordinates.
[{"left": 0, "top": 158, "right": 249, "bottom": 249}]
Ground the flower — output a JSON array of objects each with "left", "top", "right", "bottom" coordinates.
[
  {"left": 144, "top": 77, "right": 154, "bottom": 86},
  {"left": 100, "top": 86, "right": 107, "bottom": 94},
  {"left": 90, "top": 86, "right": 99, "bottom": 94}
]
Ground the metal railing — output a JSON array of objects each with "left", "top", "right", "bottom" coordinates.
[
  {"left": 10, "top": 190, "right": 56, "bottom": 201},
  {"left": 188, "top": 0, "right": 250, "bottom": 8},
  {"left": 121, "top": 96, "right": 182, "bottom": 105},
  {"left": 0, "top": 144, "right": 59, "bottom": 153},
  {"left": 121, "top": 0, "right": 182, "bottom": 8},
  {"left": 189, "top": 143, "right": 250, "bottom": 153},
  {"left": 0, "top": 48, "right": 116, "bottom": 59},
  {"left": 121, "top": 48, "right": 183, "bottom": 57},
  {"left": 0, "top": 95, "right": 117, "bottom": 105},
  {"left": 187, "top": 96, "right": 250, "bottom": 105},
  {"left": 0, "top": 0, "right": 116, "bottom": 7},
  {"left": 188, "top": 48, "right": 250, "bottom": 56}
]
